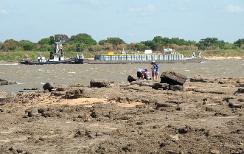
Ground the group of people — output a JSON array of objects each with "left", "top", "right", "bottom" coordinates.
[{"left": 137, "top": 61, "right": 159, "bottom": 81}]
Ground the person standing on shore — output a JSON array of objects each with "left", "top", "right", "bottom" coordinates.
[{"left": 151, "top": 61, "right": 159, "bottom": 81}]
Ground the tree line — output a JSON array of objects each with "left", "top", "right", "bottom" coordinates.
[{"left": 0, "top": 33, "right": 244, "bottom": 54}]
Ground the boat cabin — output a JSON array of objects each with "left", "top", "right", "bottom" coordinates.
[{"left": 49, "top": 42, "right": 65, "bottom": 62}]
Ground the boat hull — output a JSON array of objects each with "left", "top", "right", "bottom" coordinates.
[
  {"left": 84, "top": 58, "right": 204, "bottom": 64},
  {"left": 20, "top": 59, "right": 83, "bottom": 65}
]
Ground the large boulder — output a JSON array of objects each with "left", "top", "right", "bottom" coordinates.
[
  {"left": 43, "top": 83, "right": 54, "bottom": 92},
  {"left": 160, "top": 71, "right": 187, "bottom": 85},
  {"left": 127, "top": 75, "right": 137, "bottom": 83},
  {"left": 90, "top": 80, "right": 114, "bottom": 88}
]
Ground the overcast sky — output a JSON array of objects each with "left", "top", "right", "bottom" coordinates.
[{"left": 0, "top": 0, "right": 243, "bottom": 43}]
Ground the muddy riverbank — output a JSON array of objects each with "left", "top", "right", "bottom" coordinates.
[{"left": 0, "top": 76, "right": 243, "bottom": 153}]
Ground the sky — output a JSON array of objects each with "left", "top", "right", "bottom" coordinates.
[{"left": 0, "top": 0, "right": 244, "bottom": 43}]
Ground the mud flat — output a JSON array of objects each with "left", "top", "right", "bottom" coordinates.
[{"left": 0, "top": 77, "right": 244, "bottom": 153}]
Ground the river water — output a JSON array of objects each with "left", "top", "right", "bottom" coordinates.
[{"left": 0, "top": 60, "right": 244, "bottom": 94}]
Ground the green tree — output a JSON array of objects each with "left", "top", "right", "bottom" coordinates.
[
  {"left": 99, "top": 37, "right": 125, "bottom": 50},
  {"left": 69, "top": 33, "right": 97, "bottom": 45},
  {"left": 38, "top": 37, "right": 52, "bottom": 45},
  {"left": 135, "top": 43, "right": 147, "bottom": 51},
  {"left": 142, "top": 40, "right": 157, "bottom": 50},
  {"left": 197, "top": 38, "right": 225, "bottom": 50},
  {"left": 1, "top": 39, "right": 19, "bottom": 51},
  {"left": 49, "top": 36, "right": 55, "bottom": 45},
  {"left": 99, "top": 37, "right": 125, "bottom": 45},
  {"left": 19, "top": 40, "right": 34, "bottom": 51},
  {"left": 0, "top": 42, "right": 3, "bottom": 50},
  {"left": 106, "top": 37, "right": 125, "bottom": 45},
  {"left": 98, "top": 40, "right": 106, "bottom": 45},
  {"left": 234, "top": 39, "right": 244, "bottom": 48},
  {"left": 152, "top": 36, "right": 167, "bottom": 45},
  {"left": 37, "top": 36, "right": 56, "bottom": 51},
  {"left": 54, "top": 34, "right": 69, "bottom": 42},
  {"left": 68, "top": 33, "right": 97, "bottom": 52}
]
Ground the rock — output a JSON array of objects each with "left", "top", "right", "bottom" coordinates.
[
  {"left": 192, "top": 89, "right": 225, "bottom": 94},
  {"left": 127, "top": 75, "right": 137, "bottom": 83},
  {"left": 0, "top": 79, "right": 8, "bottom": 85},
  {"left": 169, "top": 85, "right": 183, "bottom": 91},
  {"left": 190, "top": 76, "right": 208, "bottom": 83},
  {"left": 223, "top": 96, "right": 235, "bottom": 102},
  {"left": 160, "top": 71, "right": 187, "bottom": 85},
  {"left": 51, "top": 91, "right": 65, "bottom": 97},
  {"left": 25, "top": 108, "right": 39, "bottom": 117},
  {"left": 77, "top": 113, "right": 85, "bottom": 119},
  {"left": 65, "top": 89, "right": 83, "bottom": 99},
  {"left": 56, "top": 87, "right": 66, "bottom": 91},
  {"left": 155, "top": 102, "right": 173, "bottom": 109},
  {"left": 234, "top": 87, "right": 244, "bottom": 95},
  {"left": 228, "top": 99, "right": 244, "bottom": 108},
  {"left": 23, "top": 88, "right": 38, "bottom": 91},
  {"left": 74, "top": 129, "right": 85, "bottom": 138},
  {"left": 8, "top": 81, "right": 17, "bottom": 85},
  {"left": 37, "top": 108, "right": 46, "bottom": 114},
  {"left": 152, "top": 83, "right": 169, "bottom": 90},
  {"left": 122, "top": 144, "right": 133, "bottom": 152},
  {"left": 238, "top": 98, "right": 244, "bottom": 102},
  {"left": 177, "top": 125, "right": 190, "bottom": 134},
  {"left": 85, "top": 130, "right": 97, "bottom": 139},
  {"left": 236, "top": 79, "right": 244, "bottom": 87},
  {"left": 176, "top": 104, "right": 181, "bottom": 111},
  {"left": 90, "top": 80, "right": 114, "bottom": 88},
  {"left": 43, "top": 83, "right": 54, "bottom": 92},
  {"left": 90, "top": 110, "right": 98, "bottom": 118},
  {"left": 0, "top": 79, "right": 17, "bottom": 86},
  {"left": 130, "top": 81, "right": 154, "bottom": 87},
  {"left": 210, "top": 149, "right": 220, "bottom": 154}
]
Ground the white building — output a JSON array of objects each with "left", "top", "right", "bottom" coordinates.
[{"left": 144, "top": 50, "right": 153, "bottom": 54}]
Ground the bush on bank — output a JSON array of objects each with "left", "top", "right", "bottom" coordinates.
[{"left": 0, "top": 33, "right": 244, "bottom": 61}]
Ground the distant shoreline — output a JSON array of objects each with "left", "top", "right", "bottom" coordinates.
[
  {"left": 0, "top": 57, "right": 244, "bottom": 65},
  {"left": 204, "top": 56, "right": 244, "bottom": 60}
]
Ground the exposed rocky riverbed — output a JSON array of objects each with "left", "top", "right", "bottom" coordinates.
[{"left": 0, "top": 75, "right": 243, "bottom": 153}]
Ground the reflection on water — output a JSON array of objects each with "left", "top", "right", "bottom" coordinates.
[{"left": 0, "top": 60, "right": 244, "bottom": 93}]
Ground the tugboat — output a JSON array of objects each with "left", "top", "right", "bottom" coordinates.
[{"left": 20, "top": 42, "right": 84, "bottom": 65}]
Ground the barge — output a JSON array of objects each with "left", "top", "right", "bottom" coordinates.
[{"left": 93, "top": 51, "right": 203, "bottom": 64}]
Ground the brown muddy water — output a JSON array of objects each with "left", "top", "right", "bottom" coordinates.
[{"left": 0, "top": 60, "right": 244, "bottom": 94}]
